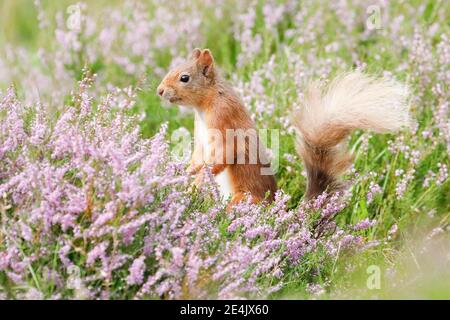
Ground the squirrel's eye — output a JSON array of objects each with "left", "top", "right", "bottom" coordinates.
[{"left": 180, "top": 74, "right": 190, "bottom": 83}]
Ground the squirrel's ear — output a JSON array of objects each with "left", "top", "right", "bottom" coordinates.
[
  {"left": 190, "top": 48, "right": 201, "bottom": 60},
  {"left": 197, "top": 49, "right": 214, "bottom": 77}
]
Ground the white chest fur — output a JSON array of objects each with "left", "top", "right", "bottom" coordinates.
[{"left": 194, "top": 110, "right": 233, "bottom": 200}]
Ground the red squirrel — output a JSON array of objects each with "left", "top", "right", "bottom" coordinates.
[
  {"left": 157, "top": 48, "right": 410, "bottom": 208},
  {"left": 157, "top": 48, "right": 277, "bottom": 209}
]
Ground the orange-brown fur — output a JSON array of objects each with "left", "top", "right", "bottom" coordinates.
[{"left": 157, "top": 49, "right": 277, "bottom": 210}]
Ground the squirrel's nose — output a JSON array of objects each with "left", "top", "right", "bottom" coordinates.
[{"left": 157, "top": 87, "right": 164, "bottom": 96}]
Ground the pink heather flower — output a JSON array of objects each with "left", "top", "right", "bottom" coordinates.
[
  {"left": 286, "top": 230, "right": 315, "bottom": 262},
  {"left": 362, "top": 240, "right": 382, "bottom": 249},
  {"left": 436, "top": 163, "right": 448, "bottom": 185},
  {"left": 170, "top": 247, "right": 185, "bottom": 271},
  {"left": 19, "top": 222, "right": 33, "bottom": 242},
  {"left": 388, "top": 224, "right": 398, "bottom": 237},
  {"left": 34, "top": 0, "right": 50, "bottom": 29},
  {"left": 423, "top": 170, "right": 436, "bottom": 188},
  {"left": 395, "top": 169, "right": 415, "bottom": 198},
  {"left": 262, "top": 2, "right": 285, "bottom": 31},
  {"left": 86, "top": 242, "right": 108, "bottom": 266},
  {"left": 306, "top": 283, "right": 325, "bottom": 297},
  {"left": 24, "top": 288, "right": 44, "bottom": 300},
  {"left": 423, "top": 163, "right": 448, "bottom": 187},
  {"left": 367, "top": 182, "right": 383, "bottom": 203},
  {"left": 312, "top": 192, "right": 328, "bottom": 210},
  {"left": 93, "top": 201, "right": 116, "bottom": 227},
  {"left": 127, "top": 256, "right": 146, "bottom": 286},
  {"left": 186, "top": 252, "right": 203, "bottom": 288},
  {"left": 409, "top": 29, "right": 434, "bottom": 92},
  {"left": 340, "top": 234, "right": 363, "bottom": 250},
  {"left": 6, "top": 271, "right": 23, "bottom": 284},
  {"left": 58, "top": 244, "right": 73, "bottom": 268},
  {"left": 353, "top": 218, "right": 377, "bottom": 231},
  {"left": 434, "top": 102, "right": 450, "bottom": 156},
  {"left": 321, "top": 193, "right": 346, "bottom": 219},
  {"left": 29, "top": 119, "right": 47, "bottom": 146}
]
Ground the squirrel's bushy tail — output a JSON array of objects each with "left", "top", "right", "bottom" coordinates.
[{"left": 292, "top": 71, "right": 410, "bottom": 199}]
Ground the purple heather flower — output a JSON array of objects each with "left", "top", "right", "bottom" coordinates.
[
  {"left": 353, "top": 218, "right": 377, "bottom": 231},
  {"left": 127, "top": 256, "right": 146, "bottom": 286}
]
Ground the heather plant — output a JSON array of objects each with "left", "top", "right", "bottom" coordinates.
[
  {"left": 0, "top": 0, "right": 449, "bottom": 299},
  {"left": 0, "top": 77, "right": 372, "bottom": 299}
]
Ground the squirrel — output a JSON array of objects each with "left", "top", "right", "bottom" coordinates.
[
  {"left": 157, "top": 48, "right": 410, "bottom": 208},
  {"left": 157, "top": 48, "right": 277, "bottom": 210}
]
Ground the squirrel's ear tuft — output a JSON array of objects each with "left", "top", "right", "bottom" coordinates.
[
  {"left": 190, "top": 48, "right": 201, "bottom": 60},
  {"left": 198, "top": 49, "right": 214, "bottom": 77}
]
